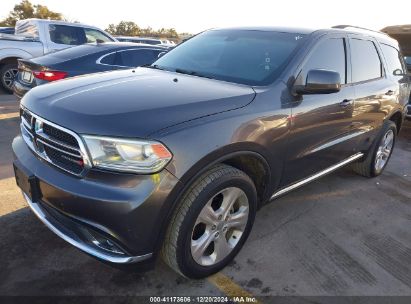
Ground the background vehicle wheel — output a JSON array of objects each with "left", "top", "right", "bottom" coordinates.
[
  {"left": 0, "top": 64, "right": 18, "bottom": 94},
  {"left": 161, "top": 164, "right": 257, "bottom": 278},
  {"left": 352, "top": 120, "right": 397, "bottom": 177}
]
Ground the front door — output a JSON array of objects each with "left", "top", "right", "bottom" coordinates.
[{"left": 281, "top": 35, "right": 357, "bottom": 186}]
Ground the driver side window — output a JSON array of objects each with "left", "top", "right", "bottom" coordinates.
[{"left": 302, "top": 38, "right": 347, "bottom": 84}]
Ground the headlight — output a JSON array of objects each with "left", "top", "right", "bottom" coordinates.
[{"left": 82, "top": 135, "right": 172, "bottom": 174}]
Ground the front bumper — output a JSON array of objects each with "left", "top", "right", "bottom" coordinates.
[
  {"left": 13, "top": 135, "right": 182, "bottom": 264},
  {"left": 22, "top": 192, "right": 151, "bottom": 263}
]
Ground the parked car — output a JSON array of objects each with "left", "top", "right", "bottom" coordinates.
[
  {"left": 13, "top": 26, "right": 409, "bottom": 278},
  {"left": 13, "top": 42, "right": 168, "bottom": 99},
  {"left": 381, "top": 25, "right": 411, "bottom": 119},
  {"left": 116, "top": 36, "right": 163, "bottom": 45},
  {"left": 406, "top": 56, "right": 411, "bottom": 72},
  {"left": 0, "top": 19, "right": 116, "bottom": 93},
  {"left": 407, "top": 57, "right": 411, "bottom": 119},
  {"left": 0, "top": 27, "right": 14, "bottom": 35}
]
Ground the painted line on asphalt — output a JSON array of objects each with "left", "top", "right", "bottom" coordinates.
[
  {"left": 0, "top": 112, "right": 19, "bottom": 120},
  {"left": 207, "top": 272, "right": 260, "bottom": 303}
]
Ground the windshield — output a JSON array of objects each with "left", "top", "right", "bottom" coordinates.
[
  {"left": 405, "top": 56, "right": 411, "bottom": 65},
  {"left": 153, "top": 29, "right": 307, "bottom": 86}
]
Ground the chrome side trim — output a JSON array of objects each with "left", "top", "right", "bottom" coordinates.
[
  {"left": 23, "top": 193, "right": 152, "bottom": 264},
  {"left": 96, "top": 47, "right": 164, "bottom": 68},
  {"left": 309, "top": 131, "right": 367, "bottom": 154},
  {"left": 271, "top": 152, "right": 364, "bottom": 200}
]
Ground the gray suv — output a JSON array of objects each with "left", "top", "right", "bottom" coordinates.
[{"left": 13, "top": 26, "right": 409, "bottom": 278}]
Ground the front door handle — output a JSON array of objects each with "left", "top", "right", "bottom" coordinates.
[
  {"left": 385, "top": 90, "right": 395, "bottom": 96},
  {"left": 339, "top": 99, "right": 353, "bottom": 107}
]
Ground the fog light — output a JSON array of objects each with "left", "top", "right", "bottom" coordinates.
[{"left": 84, "top": 229, "right": 125, "bottom": 255}]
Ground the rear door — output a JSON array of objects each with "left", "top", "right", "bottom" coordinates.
[
  {"left": 347, "top": 36, "right": 402, "bottom": 151},
  {"left": 281, "top": 34, "right": 357, "bottom": 186}
]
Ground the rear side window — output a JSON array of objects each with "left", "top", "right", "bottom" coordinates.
[
  {"left": 100, "top": 52, "right": 117, "bottom": 65},
  {"left": 302, "top": 38, "right": 346, "bottom": 84},
  {"left": 49, "top": 25, "right": 83, "bottom": 45},
  {"left": 380, "top": 44, "right": 404, "bottom": 76},
  {"left": 117, "top": 49, "right": 160, "bottom": 67},
  {"left": 350, "top": 39, "right": 382, "bottom": 83}
]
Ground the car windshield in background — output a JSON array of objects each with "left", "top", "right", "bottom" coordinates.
[
  {"left": 405, "top": 56, "right": 411, "bottom": 64},
  {"left": 154, "top": 30, "right": 307, "bottom": 86}
]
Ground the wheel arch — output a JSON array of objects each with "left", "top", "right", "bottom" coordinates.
[
  {"left": 153, "top": 144, "right": 277, "bottom": 255},
  {"left": 387, "top": 110, "right": 403, "bottom": 134}
]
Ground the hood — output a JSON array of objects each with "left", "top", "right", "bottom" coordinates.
[{"left": 22, "top": 68, "right": 256, "bottom": 138}]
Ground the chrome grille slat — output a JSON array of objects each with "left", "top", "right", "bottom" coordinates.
[
  {"left": 36, "top": 132, "right": 82, "bottom": 156},
  {"left": 37, "top": 139, "right": 83, "bottom": 159},
  {"left": 19, "top": 107, "right": 91, "bottom": 177}
]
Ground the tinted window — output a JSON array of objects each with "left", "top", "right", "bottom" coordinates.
[
  {"left": 405, "top": 57, "right": 411, "bottom": 65},
  {"left": 155, "top": 30, "right": 307, "bottom": 86},
  {"left": 381, "top": 44, "right": 404, "bottom": 76},
  {"left": 350, "top": 39, "right": 382, "bottom": 82},
  {"left": 302, "top": 38, "right": 346, "bottom": 84},
  {"left": 49, "top": 25, "right": 82, "bottom": 45},
  {"left": 117, "top": 49, "right": 159, "bottom": 67},
  {"left": 100, "top": 52, "right": 117, "bottom": 65},
  {"left": 84, "top": 28, "right": 113, "bottom": 43}
]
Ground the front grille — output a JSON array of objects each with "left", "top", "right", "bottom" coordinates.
[
  {"left": 20, "top": 107, "right": 90, "bottom": 176},
  {"left": 43, "top": 145, "right": 84, "bottom": 175},
  {"left": 43, "top": 123, "right": 79, "bottom": 148},
  {"left": 21, "top": 108, "right": 32, "bottom": 125}
]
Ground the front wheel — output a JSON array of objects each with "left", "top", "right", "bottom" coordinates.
[
  {"left": 161, "top": 164, "right": 257, "bottom": 278},
  {"left": 352, "top": 120, "right": 397, "bottom": 177}
]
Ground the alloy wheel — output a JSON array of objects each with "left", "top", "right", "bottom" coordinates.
[
  {"left": 375, "top": 129, "right": 394, "bottom": 172},
  {"left": 2, "top": 68, "right": 18, "bottom": 90},
  {"left": 190, "top": 187, "right": 249, "bottom": 266}
]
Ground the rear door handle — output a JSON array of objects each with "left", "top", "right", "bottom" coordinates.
[
  {"left": 339, "top": 99, "right": 353, "bottom": 107},
  {"left": 385, "top": 90, "right": 395, "bottom": 96}
]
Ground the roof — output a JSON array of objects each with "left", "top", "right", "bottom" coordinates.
[
  {"left": 16, "top": 18, "right": 105, "bottom": 31},
  {"left": 92, "top": 42, "right": 167, "bottom": 49},
  {"left": 116, "top": 36, "right": 162, "bottom": 41},
  {"left": 209, "top": 26, "right": 316, "bottom": 34}
]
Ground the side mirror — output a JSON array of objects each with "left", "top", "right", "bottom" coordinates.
[
  {"left": 393, "top": 69, "right": 407, "bottom": 76},
  {"left": 158, "top": 51, "right": 167, "bottom": 58},
  {"left": 296, "top": 69, "right": 341, "bottom": 95}
]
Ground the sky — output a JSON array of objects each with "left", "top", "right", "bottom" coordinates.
[{"left": 1, "top": 0, "right": 410, "bottom": 34}]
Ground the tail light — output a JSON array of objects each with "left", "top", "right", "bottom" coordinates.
[{"left": 33, "top": 70, "right": 67, "bottom": 82}]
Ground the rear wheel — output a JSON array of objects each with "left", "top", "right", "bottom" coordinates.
[
  {"left": 161, "top": 164, "right": 257, "bottom": 278},
  {"left": 352, "top": 120, "right": 397, "bottom": 177},
  {"left": 0, "top": 64, "right": 18, "bottom": 94}
]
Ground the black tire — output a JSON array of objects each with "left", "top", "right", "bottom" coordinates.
[
  {"left": 161, "top": 164, "right": 257, "bottom": 278},
  {"left": 0, "top": 63, "right": 18, "bottom": 94},
  {"left": 352, "top": 120, "right": 397, "bottom": 177}
]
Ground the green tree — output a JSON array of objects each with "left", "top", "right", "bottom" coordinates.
[
  {"left": 0, "top": 0, "right": 63, "bottom": 26},
  {"left": 106, "top": 21, "right": 180, "bottom": 39},
  {"left": 105, "top": 21, "right": 141, "bottom": 36}
]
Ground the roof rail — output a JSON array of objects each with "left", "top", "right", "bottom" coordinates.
[{"left": 332, "top": 25, "right": 389, "bottom": 36}]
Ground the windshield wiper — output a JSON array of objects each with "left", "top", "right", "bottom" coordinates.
[{"left": 174, "top": 68, "right": 214, "bottom": 79}]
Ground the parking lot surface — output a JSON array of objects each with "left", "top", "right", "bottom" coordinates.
[{"left": 0, "top": 92, "right": 410, "bottom": 298}]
